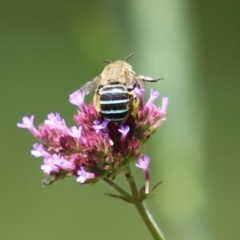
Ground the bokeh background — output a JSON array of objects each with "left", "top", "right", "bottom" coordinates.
[{"left": 1, "top": 1, "right": 240, "bottom": 239}]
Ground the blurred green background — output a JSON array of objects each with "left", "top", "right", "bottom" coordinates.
[{"left": 1, "top": 1, "right": 240, "bottom": 239}]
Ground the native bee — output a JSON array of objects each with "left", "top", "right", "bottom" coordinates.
[{"left": 80, "top": 53, "right": 162, "bottom": 122}]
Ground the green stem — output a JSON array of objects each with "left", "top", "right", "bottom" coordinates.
[
  {"left": 103, "top": 177, "right": 132, "bottom": 202},
  {"left": 125, "top": 166, "right": 165, "bottom": 240}
]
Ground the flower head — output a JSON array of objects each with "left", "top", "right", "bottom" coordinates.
[{"left": 17, "top": 86, "right": 167, "bottom": 186}]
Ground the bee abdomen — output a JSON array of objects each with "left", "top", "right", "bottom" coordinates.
[{"left": 99, "top": 85, "right": 129, "bottom": 122}]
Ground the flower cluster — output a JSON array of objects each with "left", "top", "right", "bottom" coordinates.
[{"left": 17, "top": 87, "right": 168, "bottom": 190}]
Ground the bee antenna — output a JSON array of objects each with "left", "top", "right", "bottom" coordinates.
[
  {"left": 125, "top": 53, "right": 134, "bottom": 61},
  {"left": 103, "top": 59, "right": 112, "bottom": 64}
]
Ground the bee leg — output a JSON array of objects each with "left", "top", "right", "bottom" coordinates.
[
  {"left": 138, "top": 75, "right": 163, "bottom": 83},
  {"left": 128, "top": 92, "right": 139, "bottom": 118},
  {"left": 93, "top": 89, "right": 102, "bottom": 117},
  {"left": 127, "top": 82, "right": 137, "bottom": 91},
  {"left": 93, "top": 87, "right": 107, "bottom": 123}
]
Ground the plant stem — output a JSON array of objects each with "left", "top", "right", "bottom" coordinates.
[
  {"left": 103, "top": 177, "right": 132, "bottom": 202},
  {"left": 125, "top": 166, "right": 165, "bottom": 240}
]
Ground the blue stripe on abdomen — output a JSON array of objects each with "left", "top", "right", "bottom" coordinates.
[
  {"left": 100, "top": 98, "right": 129, "bottom": 104},
  {"left": 101, "top": 108, "right": 128, "bottom": 114}
]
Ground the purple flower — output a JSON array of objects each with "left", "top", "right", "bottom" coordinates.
[
  {"left": 76, "top": 167, "right": 96, "bottom": 183},
  {"left": 44, "top": 113, "right": 66, "bottom": 130},
  {"left": 146, "top": 89, "right": 160, "bottom": 107},
  {"left": 17, "top": 116, "right": 40, "bottom": 137},
  {"left": 136, "top": 155, "right": 150, "bottom": 194},
  {"left": 41, "top": 154, "right": 74, "bottom": 175},
  {"left": 31, "top": 143, "right": 50, "bottom": 158},
  {"left": 93, "top": 119, "right": 109, "bottom": 133},
  {"left": 41, "top": 155, "right": 61, "bottom": 175},
  {"left": 69, "top": 90, "right": 86, "bottom": 111},
  {"left": 69, "top": 126, "right": 82, "bottom": 140},
  {"left": 118, "top": 125, "right": 130, "bottom": 142},
  {"left": 160, "top": 97, "right": 168, "bottom": 116}
]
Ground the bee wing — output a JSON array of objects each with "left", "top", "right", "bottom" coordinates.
[{"left": 79, "top": 76, "right": 101, "bottom": 95}]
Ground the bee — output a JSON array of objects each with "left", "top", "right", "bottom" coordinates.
[{"left": 80, "top": 53, "right": 162, "bottom": 122}]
